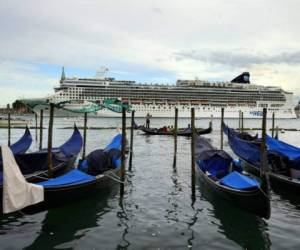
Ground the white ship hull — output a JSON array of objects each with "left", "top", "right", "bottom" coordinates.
[{"left": 33, "top": 105, "right": 297, "bottom": 119}]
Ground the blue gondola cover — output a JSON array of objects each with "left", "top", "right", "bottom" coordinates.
[
  {"left": 266, "top": 135, "right": 300, "bottom": 161},
  {"left": 38, "top": 169, "right": 96, "bottom": 187},
  {"left": 220, "top": 171, "right": 259, "bottom": 190},
  {"left": 38, "top": 134, "right": 122, "bottom": 188},
  {"left": 104, "top": 134, "right": 122, "bottom": 152},
  {"left": 227, "top": 129, "right": 261, "bottom": 167},
  {"left": 196, "top": 136, "right": 232, "bottom": 178},
  {"left": 225, "top": 123, "right": 300, "bottom": 169}
]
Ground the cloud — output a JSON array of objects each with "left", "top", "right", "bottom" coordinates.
[
  {"left": 173, "top": 50, "right": 300, "bottom": 68},
  {"left": 1, "top": 0, "right": 300, "bottom": 104},
  {"left": 153, "top": 7, "right": 163, "bottom": 14},
  {"left": 0, "top": 60, "right": 57, "bottom": 105}
]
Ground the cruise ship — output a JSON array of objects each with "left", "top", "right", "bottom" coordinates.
[{"left": 36, "top": 68, "right": 296, "bottom": 118}]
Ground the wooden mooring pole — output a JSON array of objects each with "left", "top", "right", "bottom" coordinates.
[
  {"left": 35, "top": 113, "right": 38, "bottom": 141},
  {"left": 120, "top": 107, "right": 126, "bottom": 197},
  {"left": 260, "top": 108, "right": 267, "bottom": 177},
  {"left": 7, "top": 104, "right": 11, "bottom": 146},
  {"left": 82, "top": 112, "right": 87, "bottom": 159},
  {"left": 260, "top": 108, "right": 271, "bottom": 209},
  {"left": 173, "top": 108, "right": 178, "bottom": 168},
  {"left": 191, "top": 107, "right": 196, "bottom": 201},
  {"left": 129, "top": 110, "right": 135, "bottom": 170},
  {"left": 238, "top": 110, "right": 241, "bottom": 131},
  {"left": 47, "top": 103, "right": 54, "bottom": 177},
  {"left": 271, "top": 112, "right": 275, "bottom": 138},
  {"left": 241, "top": 112, "right": 244, "bottom": 133},
  {"left": 275, "top": 126, "right": 279, "bottom": 140},
  {"left": 220, "top": 108, "right": 224, "bottom": 150},
  {"left": 39, "top": 109, "right": 43, "bottom": 150}
]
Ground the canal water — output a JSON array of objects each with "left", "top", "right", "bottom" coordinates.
[{"left": 1, "top": 116, "right": 300, "bottom": 249}]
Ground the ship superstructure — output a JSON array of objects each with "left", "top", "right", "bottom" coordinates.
[{"left": 39, "top": 69, "right": 296, "bottom": 118}]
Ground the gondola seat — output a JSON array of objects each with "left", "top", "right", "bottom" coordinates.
[
  {"left": 200, "top": 155, "right": 231, "bottom": 179},
  {"left": 220, "top": 171, "right": 259, "bottom": 190}
]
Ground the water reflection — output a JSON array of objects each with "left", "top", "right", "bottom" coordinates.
[
  {"left": 198, "top": 181, "right": 271, "bottom": 250},
  {"left": 271, "top": 186, "right": 300, "bottom": 210},
  {"left": 115, "top": 162, "right": 136, "bottom": 250},
  {"left": 165, "top": 170, "right": 182, "bottom": 223},
  {"left": 116, "top": 199, "right": 131, "bottom": 249},
  {"left": 24, "top": 185, "right": 119, "bottom": 249}
]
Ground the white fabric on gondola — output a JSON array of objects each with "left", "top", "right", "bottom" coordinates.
[{"left": 2, "top": 146, "right": 44, "bottom": 214}]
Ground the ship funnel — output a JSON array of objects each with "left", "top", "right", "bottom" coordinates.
[{"left": 231, "top": 72, "right": 250, "bottom": 84}]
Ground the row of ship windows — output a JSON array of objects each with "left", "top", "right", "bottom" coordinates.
[
  {"left": 65, "top": 86, "right": 282, "bottom": 93},
  {"left": 67, "top": 85, "right": 281, "bottom": 94},
  {"left": 60, "top": 95, "right": 284, "bottom": 107},
  {"left": 64, "top": 90, "right": 283, "bottom": 98},
  {"left": 60, "top": 94, "right": 284, "bottom": 102},
  {"left": 60, "top": 94, "right": 283, "bottom": 104},
  {"left": 134, "top": 107, "right": 256, "bottom": 111}
]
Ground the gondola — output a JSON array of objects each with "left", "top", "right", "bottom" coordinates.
[
  {"left": 1, "top": 133, "right": 122, "bottom": 214},
  {"left": 10, "top": 126, "right": 33, "bottom": 154},
  {"left": 139, "top": 124, "right": 212, "bottom": 136},
  {"left": 0, "top": 127, "right": 32, "bottom": 160},
  {"left": 0, "top": 126, "right": 83, "bottom": 186},
  {"left": 224, "top": 123, "right": 300, "bottom": 194},
  {"left": 195, "top": 136, "right": 270, "bottom": 219},
  {"left": 0, "top": 126, "right": 32, "bottom": 165}
]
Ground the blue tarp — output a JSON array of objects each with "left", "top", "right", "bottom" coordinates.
[
  {"left": 104, "top": 134, "right": 122, "bottom": 168},
  {"left": 38, "top": 169, "right": 96, "bottom": 187},
  {"left": 220, "top": 171, "right": 259, "bottom": 190},
  {"left": 104, "top": 134, "right": 122, "bottom": 152},
  {"left": 225, "top": 123, "right": 300, "bottom": 168},
  {"left": 226, "top": 128, "right": 261, "bottom": 167},
  {"left": 40, "top": 134, "right": 122, "bottom": 187},
  {"left": 196, "top": 136, "right": 232, "bottom": 178},
  {"left": 266, "top": 135, "right": 300, "bottom": 161},
  {"left": 199, "top": 157, "right": 231, "bottom": 178}
]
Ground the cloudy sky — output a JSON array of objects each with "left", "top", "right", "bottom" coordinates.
[{"left": 1, "top": 0, "right": 300, "bottom": 105}]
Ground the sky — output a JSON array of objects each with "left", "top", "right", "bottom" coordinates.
[{"left": 0, "top": 0, "right": 300, "bottom": 105}]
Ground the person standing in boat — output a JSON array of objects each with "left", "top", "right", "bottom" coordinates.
[{"left": 146, "top": 113, "right": 151, "bottom": 128}]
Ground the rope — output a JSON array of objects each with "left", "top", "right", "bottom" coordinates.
[
  {"left": 259, "top": 186, "right": 272, "bottom": 201},
  {"left": 104, "top": 171, "right": 126, "bottom": 184},
  {"left": 30, "top": 175, "right": 50, "bottom": 180}
]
